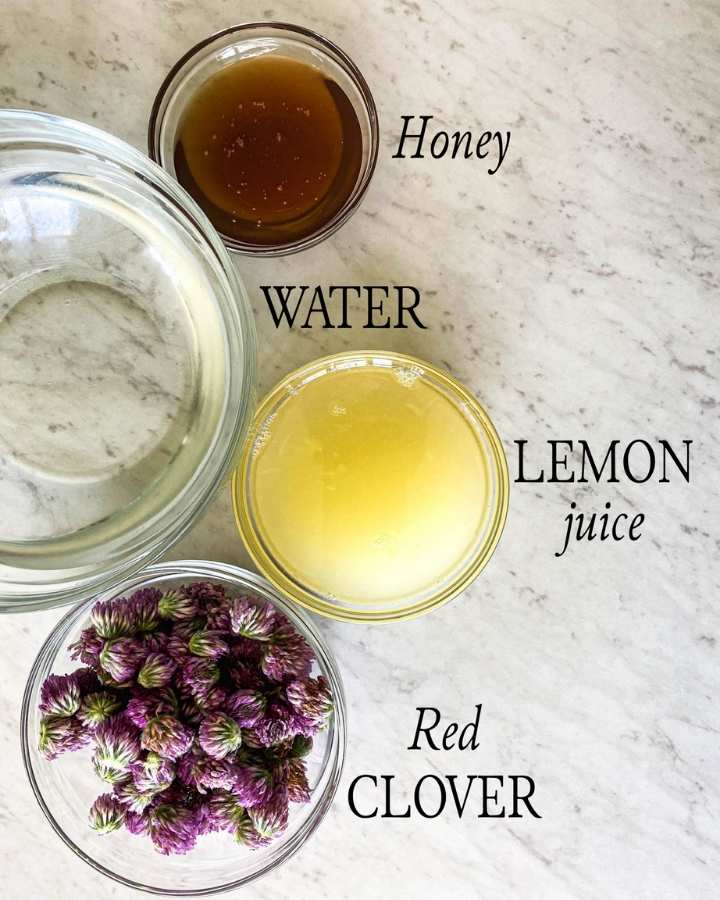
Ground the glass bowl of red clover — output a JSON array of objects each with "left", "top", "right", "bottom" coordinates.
[{"left": 21, "top": 561, "right": 346, "bottom": 894}]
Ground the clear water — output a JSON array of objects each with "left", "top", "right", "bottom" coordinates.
[{"left": 0, "top": 162, "right": 228, "bottom": 545}]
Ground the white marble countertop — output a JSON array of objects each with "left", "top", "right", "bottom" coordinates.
[{"left": 1, "top": 1, "right": 719, "bottom": 897}]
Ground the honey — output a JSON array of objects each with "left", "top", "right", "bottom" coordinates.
[{"left": 173, "top": 55, "right": 363, "bottom": 247}]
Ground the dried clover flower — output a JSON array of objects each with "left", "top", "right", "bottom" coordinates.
[
  {"left": 130, "top": 753, "right": 175, "bottom": 793},
  {"left": 232, "top": 765, "right": 273, "bottom": 808},
  {"left": 94, "top": 717, "right": 140, "bottom": 771},
  {"left": 69, "top": 627, "right": 104, "bottom": 667},
  {"left": 261, "top": 625, "right": 314, "bottom": 682},
  {"left": 89, "top": 793, "right": 126, "bottom": 834},
  {"left": 114, "top": 781, "right": 156, "bottom": 814},
  {"left": 148, "top": 804, "right": 198, "bottom": 855},
  {"left": 158, "top": 589, "right": 199, "bottom": 622},
  {"left": 285, "top": 758, "right": 311, "bottom": 803},
  {"left": 188, "top": 629, "right": 229, "bottom": 660},
  {"left": 233, "top": 814, "right": 270, "bottom": 848},
  {"left": 226, "top": 689, "right": 266, "bottom": 728},
  {"left": 124, "top": 809, "right": 149, "bottom": 835},
  {"left": 128, "top": 588, "right": 161, "bottom": 633},
  {"left": 78, "top": 691, "right": 123, "bottom": 728},
  {"left": 94, "top": 759, "right": 131, "bottom": 785},
  {"left": 126, "top": 689, "right": 175, "bottom": 729},
  {"left": 208, "top": 791, "right": 245, "bottom": 829},
  {"left": 198, "top": 712, "right": 242, "bottom": 759},
  {"left": 247, "top": 786, "right": 289, "bottom": 839},
  {"left": 141, "top": 714, "right": 194, "bottom": 760},
  {"left": 180, "top": 657, "right": 220, "bottom": 699},
  {"left": 39, "top": 673, "right": 81, "bottom": 718},
  {"left": 99, "top": 637, "right": 146, "bottom": 683},
  {"left": 137, "top": 653, "right": 177, "bottom": 689},
  {"left": 285, "top": 676, "right": 333, "bottom": 729},
  {"left": 251, "top": 701, "right": 297, "bottom": 747},
  {"left": 229, "top": 597, "right": 276, "bottom": 640},
  {"left": 90, "top": 599, "right": 132, "bottom": 640},
  {"left": 39, "top": 715, "right": 88, "bottom": 759}
]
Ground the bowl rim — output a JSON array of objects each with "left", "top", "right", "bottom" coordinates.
[
  {"left": 147, "top": 21, "right": 380, "bottom": 257},
  {"left": 0, "top": 110, "right": 257, "bottom": 612},
  {"left": 232, "top": 350, "right": 510, "bottom": 623},
  {"left": 20, "top": 560, "right": 347, "bottom": 895}
]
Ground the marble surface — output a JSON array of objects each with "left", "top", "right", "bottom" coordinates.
[{"left": 1, "top": 0, "right": 719, "bottom": 897}]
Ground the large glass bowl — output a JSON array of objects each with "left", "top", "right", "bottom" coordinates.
[
  {"left": 0, "top": 111, "right": 256, "bottom": 611},
  {"left": 21, "top": 560, "right": 346, "bottom": 894}
]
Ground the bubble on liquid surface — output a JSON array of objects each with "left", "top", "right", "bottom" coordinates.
[
  {"left": 251, "top": 413, "right": 276, "bottom": 458},
  {"left": 392, "top": 365, "right": 424, "bottom": 388}
]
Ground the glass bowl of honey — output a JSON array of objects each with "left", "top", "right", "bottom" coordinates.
[
  {"left": 232, "top": 352, "right": 510, "bottom": 623},
  {"left": 148, "top": 22, "right": 379, "bottom": 256}
]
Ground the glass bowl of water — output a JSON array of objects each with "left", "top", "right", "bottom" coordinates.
[{"left": 0, "top": 110, "right": 256, "bottom": 611}]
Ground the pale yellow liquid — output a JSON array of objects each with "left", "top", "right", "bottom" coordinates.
[{"left": 247, "top": 363, "right": 490, "bottom": 606}]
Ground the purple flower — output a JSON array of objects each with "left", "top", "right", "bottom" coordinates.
[
  {"left": 74, "top": 666, "right": 101, "bottom": 694},
  {"left": 126, "top": 689, "right": 176, "bottom": 729},
  {"left": 261, "top": 625, "right": 314, "bottom": 682},
  {"left": 127, "top": 588, "right": 161, "bottom": 633},
  {"left": 229, "top": 597, "right": 276, "bottom": 640},
  {"left": 114, "top": 781, "right": 156, "bottom": 814},
  {"left": 39, "top": 673, "right": 81, "bottom": 718},
  {"left": 89, "top": 793, "right": 126, "bottom": 834},
  {"left": 95, "top": 763, "right": 131, "bottom": 787},
  {"left": 78, "top": 691, "right": 123, "bottom": 728},
  {"left": 207, "top": 791, "right": 246, "bottom": 832},
  {"left": 94, "top": 716, "right": 141, "bottom": 771},
  {"left": 193, "top": 800, "right": 222, "bottom": 835},
  {"left": 99, "top": 637, "right": 146, "bottom": 683},
  {"left": 285, "top": 758, "right": 311, "bottom": 803},
  {"left": 137, "top": 653, "right": 176, "bottom": 689},
  {"left": 158, "top": 589, "right": 199, "bottom": 622},
  {"left": 141, "top": 631, "right": 169, "bottom": 655},
  {"left": 176, "top": 751, "right": 235, "bottom": 792},
  {"left": 234, "top": 815, "right": 271, "bottom": 848},
  {"left": 69, "top": 627, "right": 104, "bottom": 667},
  {"left": 198, "top": 712, "right": 242, "bottom": 759},
  {"left": 188, "top": 629, "right": 228, "bottom": 660},
  {"left": 130, "top": 753, "right": 175, "bottom": 793},
  {"left": 148, "top": 804, "right": 198, "bottom": 855},
  {"left": 226, "top": 689, "right": 266, "bottom": 728},
  {"left": 232, "top": 765, "right": 273, "bottom": 808},
  {"left": 141, "top": 715, "right": 194, "bottom": 760},
  {"left": 285, "top": 676, "right": 333, "bottom": 729},
  {"left": 182, "top": 581, "right": 228, "bottom": 604},
  {"left": 197, "top": 685, "right": 229, "bottom": 712},
  {"left": 179, "top": 657, "right": 220, "bottom": 700},
  {"left": 90, "top": 598, "right": 133, "bottom": 639},
  {"left": 227, "top": 661, "right": 264, "bottom": 690},
  {"left": 196, "top": 757, "right": 238, "bottom": 791},
  {"left": 230, "top": 636, "right": 265, "bottom": 664},
  {"left": 247, "top": 786, "right": 289, "bottom": 839},
  {"left": 38, "top": 715, "right": 89, "bottom": 759},
  {"left": 125, "top": 809, "right": 149, "bottom": 835},
  {"left": 250, "top": 701, "right": 296, "bottom": 747}
]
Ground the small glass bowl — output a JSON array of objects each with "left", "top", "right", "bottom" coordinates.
[
  {"left": 0, "top": 111, "right": 256, "bottom": 612},
  {"left": 21, "top": 560, "right": 346, "bottom": 895},
  {"left": 233, "top": 351, "right": 509, "bottom": 623},
  {"left": 148, "top": 22, "right": 379, "bottom": 256}
]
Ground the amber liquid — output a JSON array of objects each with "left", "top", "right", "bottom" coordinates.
[{"left": 174, "top": 55, "right": 363, "bottom": 247}]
